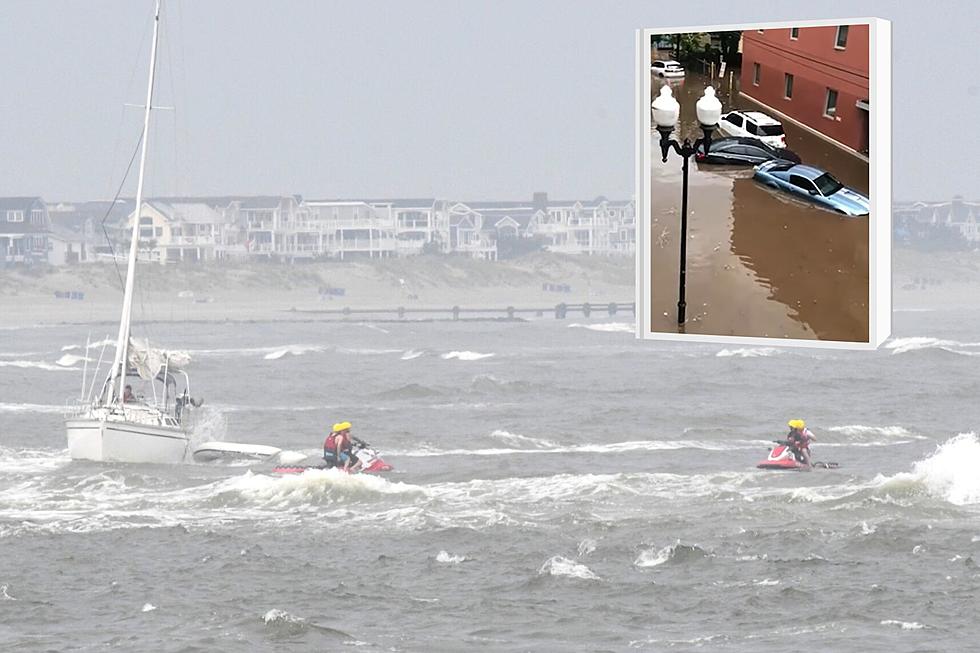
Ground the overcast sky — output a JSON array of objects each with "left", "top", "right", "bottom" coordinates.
[{"left": 0, "top": 0, "right": 973, "bottom": 202}]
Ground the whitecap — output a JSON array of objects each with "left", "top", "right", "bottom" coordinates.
[
  {"left": 827, "top": 425, "right": 918, "bottom": 439},
  {"left": 263, "top": 608, "right": 303, "bottom": 625},
  {"left": 435, "top": 550, "right": 466, "bottom": 564},
  {"left": 141, "top": 603, "right": 157, "bottom": 612},
  {"left": 441, "top": 351, "right": 495, "bottom": 361},
  {"left": 884, "top": 336, "right": 980, "bottom": 356},
  {"left": 57, "top": 353, "right": 92, "bottom": 367},
  {"left": 488, "top": 429, "right": 559, "bottom": 449},
  {"left": 0, "top": 360, "right": 76, "bottom": 371},
  {"left": 0, "top": 402, "right": 64, "bottom": 414},
  {"left": 567, "top": 322, "right": 635, "bottom": 333},
  {"left": 880, "top": 620, "right": 925, "bottom": 630},
  {"left": 400, "top": 350, "right": 425, "bottom": 360},
  {"left": 634, "top": 545, "right": 672, "bottom": 568},
  {"left": 875, "top": 433, "right": 980, "bottom": 505},
  {"left": 263, "top": 345, "right": 325, "bottom": 360},
  {"left": 538, "top": 555, "right": 599, "bottom": 580},
  {"left": 716, "top": 347, "right": 779, "bottom": 358}
]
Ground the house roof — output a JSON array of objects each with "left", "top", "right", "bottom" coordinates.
[
  {"left": 145, "top": 201, "right": 225, "bottom": 224},
  {"left": 310, "top": 198, "right": 437, "bottom": 209},
  {"left": 0, "top": 197, "right": 43, "bottom": 212}
]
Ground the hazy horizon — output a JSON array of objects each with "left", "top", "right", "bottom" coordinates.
[{"left": 2, "top": 0, "right": 977, "bottom": 203}]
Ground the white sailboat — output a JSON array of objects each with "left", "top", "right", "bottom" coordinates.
[{"left": 65, "top": 0, "right": 200, "bottom": 463}]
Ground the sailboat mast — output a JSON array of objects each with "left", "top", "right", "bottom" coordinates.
[{"left": 109, "top": 0, "right": 162, "bottom": 406}]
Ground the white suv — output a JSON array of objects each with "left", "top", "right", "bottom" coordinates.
[
  {"left": 717, "top": 110, "right": 786, "bottom": 148},
  {"left": 651, "top": 60, "right": 685, "bottom": 78}
]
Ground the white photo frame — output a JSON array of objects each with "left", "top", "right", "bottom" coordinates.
[{"left": 636, "top": 18, "right": 891, "bottom": 349}]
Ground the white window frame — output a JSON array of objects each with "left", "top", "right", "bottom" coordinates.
[
  {"left": 784, "top": 73, "right": 794, "bottom": 99},
  {"left": 835, "top": 25, "right": 848, "bottom": 50},
  {"left": 824, "top": 88, "right": 839, "bottom": 118},
  {"left": 752, "top": 63, "right": 760, "bottom": 86},
  {"left": 790, "top": 28, "right": 799, "bottom": 40},
  {"left": 6, "top": 210, "right": 24, "bottom": 223}
]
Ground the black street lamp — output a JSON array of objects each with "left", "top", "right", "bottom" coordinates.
[{"left": 651, "top": 84, "right": 722, "bottom": 325}]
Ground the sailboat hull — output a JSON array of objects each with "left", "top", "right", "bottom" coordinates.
[{"left": 66, "top": 417, "right": 189, "bottom": 464}]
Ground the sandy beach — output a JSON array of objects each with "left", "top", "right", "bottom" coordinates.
[{"left": 0, "top": 253, "right": 637, "bottom": 328}]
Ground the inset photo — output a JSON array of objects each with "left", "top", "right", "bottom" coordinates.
[{"left": 636, "top": 20, "right": 891, "bottom": 347}]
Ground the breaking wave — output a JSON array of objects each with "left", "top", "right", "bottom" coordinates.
[
  {"left": 441, "top": 351, "right": 495, "bottom": 361},
  {"left": 435, "top": 550, "right": 467, "bottom": 564},
  {"left": 56, "top": 353, "right": 92, "bottom": 367},
  {"left": 827, "top": 425, "right": 926, "bottom": 441},
  {"left": 0, "top": 360, "right": 77, "bottom": 371},
  {"left": 263, "top": 345, "right": 327, "bottom": 360},
  {"left": 880, "top": 620, "right": 926, "bottom": 630},
  {"left": 567, "top": 322, "right": 635, "bottom": 333},
  {"left": 538, "top": 556, "right": 599, "bottom": 580},
  {"left": 0, "top": 402, "right": 64, "bottom": 414},
  {"left": 716, "top": 347, "right": 780, "bottom": 358},
  {"left": 873, "top": 433, "right": 980, "bottom": 505},
  {"left": 884, "top": 337, "right": 980, "bottom": 356},
  {"left": 488, "top": 429, "right": 560, "bottom": 449},
  {"left": 634, "top": 543, "right": 711, "bottom": 568}
]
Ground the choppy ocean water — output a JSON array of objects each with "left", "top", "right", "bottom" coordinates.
[{"left": 2, "top": 303, "right": 980, "bottom": 651}]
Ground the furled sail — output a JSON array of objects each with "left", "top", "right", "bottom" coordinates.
[{"left": 127, "top": 337, "right": 191, "bottom": 380}]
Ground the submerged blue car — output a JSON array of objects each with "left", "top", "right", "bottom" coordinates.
[{"left": 753, "top": 160, "right": 869, "bottom": 216}]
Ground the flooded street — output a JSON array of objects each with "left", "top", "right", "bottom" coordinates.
[{"left": 649, "top": 71, "right": 869, "bottom": 342}]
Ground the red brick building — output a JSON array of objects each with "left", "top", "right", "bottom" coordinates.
[{"left": 740, "top": 25, "right": 869, "bottom": 156}]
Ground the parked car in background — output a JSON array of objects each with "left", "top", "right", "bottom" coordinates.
[
  {"left": 753, "top": 161, "right": 870, "bottom": 216},
  {"left": 717, "top": 111, "right": 786, "bottom": 148},
  {"left": 695, "top": 137, "right": 801, "bottom": 166},
  {"left": 651, "top": 60, "right": 685, "bottom": 78}
]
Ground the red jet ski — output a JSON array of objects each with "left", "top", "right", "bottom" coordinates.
[
  {"left": 273, "top": 438, "right": 393, "bottom": 475},
  {"left": 756, "top": 440, "right": 838, "bottom": 471}
]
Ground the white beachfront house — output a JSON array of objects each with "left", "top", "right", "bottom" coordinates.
[
  {"left": 122, "top": 200, "right": 232, "bottom": 264},
  {"left": 526, "top": 197, "right": 635, "bottom": 256},
  {"left": 285, "top": 200, "right": 397, "bottom": 260},
  {"left": 465, "top": 194, "right": 636, "bottom": 256}
]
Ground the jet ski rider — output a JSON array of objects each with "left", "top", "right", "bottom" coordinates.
[
  {"left": 786, "top": 419, "right": 816, "bottom": 469},
  {"left": 323, "top": 421, "right": 359, "bottom": 472}
]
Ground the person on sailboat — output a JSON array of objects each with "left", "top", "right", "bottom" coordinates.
[
  {"left": 123, "top": 385, "right": 135, "bottom": 403},
  {"left": 786, "top": 419, "right": 816, "bottom": 468},
  {"left": 323, "top": 421, "right": 359, "bottom": 472}
]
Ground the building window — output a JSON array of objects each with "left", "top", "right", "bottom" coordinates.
[
  {"left": 752, "top": 63, "right": 760, "bottom": 85},
  {"left": 824, "top": 88, "right": 839, "bottom": 117},
  {"left": 835, "top": 25, "right": 849, "bottom": 49},
  {"left": 6, "top": 210, "right": 24, "bottom": 223},
  {"left": 784, "top": 73, "right": 794, "bottom": 99},
  {"left": 790, "top": 28, "right": 799, "bottom": 40},
  {"left": 155, "top": 227, "right": 163, "bottom": 237},
  {"left": 30, "top": 209, "right": 44, "bottom": 224},
  {"left": 757, "top": 29, "right": 764, "bottom": 34},
  {"left": 140, "top": 217, "right": 153, "bottom": 225}
]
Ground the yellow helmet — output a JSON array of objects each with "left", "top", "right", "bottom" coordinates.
[
  {"left": 787, "top": 419, "right": 805, "bottom": 429},
  {"left": 331, "top": 422, "right": 342, "bottom": 432},
  {"left": 335, "top": 421, "right": 352, "bottom": 432}
]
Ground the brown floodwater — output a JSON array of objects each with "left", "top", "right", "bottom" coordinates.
[{"left": 649, "top": 71, "right": 869, "bottom": 342}]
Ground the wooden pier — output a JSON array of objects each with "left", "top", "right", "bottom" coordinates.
[{"left": 286, "top": 302, "right": 636, "bottom": 321}]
